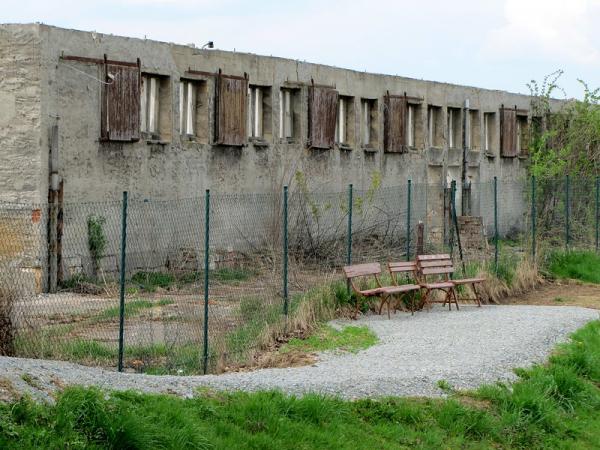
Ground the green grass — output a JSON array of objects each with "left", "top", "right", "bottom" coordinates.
[
  {"left": 130, "top": 272, "right": 176, "bottom": 292},
  {"left": 280, "top": 325, "right": 378, "bottom": 354},
  {"left": 130, "top": 268, "right": 256, "bottom": 292},
  {"left": 546, "top": 250, "right": 600, "bottom": 284},
  {"left": 2, "top": 320, "right": 600, "bottom": 449}
]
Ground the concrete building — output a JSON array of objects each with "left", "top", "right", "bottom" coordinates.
[{"left": 0, "top": 23, "right": 557, "bottom": 290}]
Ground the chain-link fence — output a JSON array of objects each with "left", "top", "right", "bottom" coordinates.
[{"left": 0, "top": 177, "right": 597, "bottom": 374}]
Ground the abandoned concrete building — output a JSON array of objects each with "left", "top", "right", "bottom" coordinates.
[{"left": 0, "top": 23, "right": 559, "bottom": 291}]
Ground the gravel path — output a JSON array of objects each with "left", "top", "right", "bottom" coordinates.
[{"left": 1, "top": 305, "right": 597, "bottom": 402}]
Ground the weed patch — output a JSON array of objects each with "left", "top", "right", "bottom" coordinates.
[
  {"left": 280, "top": 325, "right": 377, "bottom": 354},
  {"left": 546, "top": 250, "right": 600, "bottom": 284}
]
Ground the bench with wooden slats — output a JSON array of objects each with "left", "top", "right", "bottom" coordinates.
[
  {"left": 416, "top": 254, "right": 486, "bottom": 310},
  {"left": 416, "top": 254, "right": 460, "bottom": 311},
  {"left": 387, "top": 261, "right": 422, "bottom": 314},
  {"left": 343, "top": 262, "right": 418, "bottom": 319}
]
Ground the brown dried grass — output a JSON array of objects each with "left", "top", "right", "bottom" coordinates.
[{"left": 477, "top": 257, "right": 543, "bottom": 304}]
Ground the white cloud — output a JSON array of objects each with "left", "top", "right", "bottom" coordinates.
[{"left": 484, "top": 0, "right": 600, "bottom": 65}]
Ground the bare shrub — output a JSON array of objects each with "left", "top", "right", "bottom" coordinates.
[{"left": 0, "top": 266, "right": 21, "bottom": 356}]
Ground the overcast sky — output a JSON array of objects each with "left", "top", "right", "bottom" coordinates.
[{"left": 4, "top": 0, "right": 599, "bottom": 97}]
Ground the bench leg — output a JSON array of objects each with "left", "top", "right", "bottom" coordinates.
[
  {"left": 452, "top": 288, "right": 460, "bottom": 310},
  {"left": 377, "top": 295, "right": 392, "bottom": 319},
  {"left": 472, "top": 283, "right": 482, "bottom": 307},
  {"left": 422, "top": 289, "right": 431, "bottom": 311}
]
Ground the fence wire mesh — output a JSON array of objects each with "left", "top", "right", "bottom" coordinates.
[{"left": 1, "top": 177, "right": 597, "bottom": 374}]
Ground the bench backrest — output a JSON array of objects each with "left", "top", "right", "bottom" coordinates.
[
  {"left": 343, "top": 262, "right": 381, "bottom": 279},
  {"left": 416, "top": 254, "right": 454, "bottom": 280},
  {"left": 388, "top": 261, "right": 418, "bottom": 285},
  {"left": 388, "top": 261, "right": 417, "bottom": 273}
]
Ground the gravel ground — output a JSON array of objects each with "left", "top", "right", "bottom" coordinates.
[{"left": 1, "top": 305, "right": 598, "bottom": 402}]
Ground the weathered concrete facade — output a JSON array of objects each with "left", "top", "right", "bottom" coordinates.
[
  {"left": 0, "top": 24, "right": 560, "bottom": 290},
  {"left": 0, "top": 23, "right": 556, "bottom": 204}
]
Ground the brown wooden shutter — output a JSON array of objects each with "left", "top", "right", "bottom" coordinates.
[
  {"left": 500, "top": 106, "right": 518, "bottom": 157},
  {"left": 308, "top": 85, "right": 338, "bottom": 149},
  {"left": 101, "top": 59, "right": 141, "bottom": 142},
  {"left": 384, "top": 94, "right": 407, "bottom": 153},
  {"left": 215, "top": 72, "right": 248, "bottom": 146}
]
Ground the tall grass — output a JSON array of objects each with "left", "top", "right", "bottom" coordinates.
[
  {"left": 546, "top": 250, "right": 600, "bottom": 283},
  {"left": 476, "top": 255, "right": 541, "bottom": 304},
  {"left": 2, "top": 320, "right": 600, "bottom": 449}
]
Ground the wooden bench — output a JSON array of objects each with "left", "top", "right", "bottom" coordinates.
[
  {"left": 343, "top": 263, "right": 419, "bottom": 319},
  {"left": 387, "top": 261, "right": 422, "bottom": 314},
  {"left": 416, "top": 254, "right": 486, "bottom": 310}
]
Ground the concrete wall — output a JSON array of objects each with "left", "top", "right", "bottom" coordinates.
[
  {"left": 28, "top": 24, "right": 545, "bottom": 200},
  {"left": 0, "top": 24, "right": 44, "bottom": 203},
  {"left": 0, "top": 24, "right": 555, "bottom": 283}
]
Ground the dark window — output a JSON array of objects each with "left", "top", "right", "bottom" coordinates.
[
  {"left": 215, "top": 72, "right": 248, "bottom": 146},
  {"left": 500, "top": 107, "right": 518, "bottom": 157},
  {"left": 101, "top": 60, "right": 140, "bottom": 142},
  {"left": 383, "top": 94, "right": 407, "bottom": 153},
  {"left": 308, "top": 86, "right": 338, "bottom": 149},
  {"left": 517, "top": 114, "right": 529, "bottom": 156}
]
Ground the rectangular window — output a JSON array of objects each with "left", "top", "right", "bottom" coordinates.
[
  {"left": 483, "top": 112, "right": 496, "bottom": 153},
  {"left": 517, "top": 114, "right": 529, "bottom": 155},
  {"left": 447, "top": 107, "right": 462, "bottom": 149},
  {"left": 468, "top": 109, "right": 480, "bottom": 150},
  {"left": 279, "top": 87, "right": 300, "bottom": 140},
  {"left": 427, "top": 105, "right": 443, "bottom": 148},
  {"left": 179, "top": 79, "right": 209, "bottom": 142},
  {"left": 248, "top": 85, "right": 272, "bottom": 140},
  {"left": 141, "top": 75, "right": 159, "bottom": 134},
  {"left": 335, "top": 96, "right": 353, "bottom": 145},
  {"left": 361, "top": 98, "right": 378, "bottom": 148},
  {"left": 407, "top": 104, "right": 415, "bottom": 147},
  {"left": 141, "top": 74, "right": 171, "bottom": 140},
  {"left": 500, "top": 107, "right": 518, "bottom": 157},
  {"left": 215, "top": 73, "right": 248, "bottom": 146},
  {"left": 406, "top": 103, "right": 423, "bottom": 148},
  {"left": 308, "top": 85, "right": 338, "bottom": 149},
  {"left": 101, "top": 61, "right": 141, "bottom": 142},
  {"left": 180, "top": 80, "right": 195, "bottom": 136},
  {"left": 383, "top": 94, "right": 407, "bottom": 153}
]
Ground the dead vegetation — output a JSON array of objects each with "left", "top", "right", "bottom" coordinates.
[
  {"left": 477, "top": 257, "right": 543, "bottom": 304},
  {"left": 0, "top": 265, "right": 22, "bottom": 357}
]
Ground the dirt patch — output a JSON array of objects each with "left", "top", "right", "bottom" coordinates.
[
  {"left": 505, "top": 279, "right": 600, "bottom": 310},
  {"left": 220, "top": 329, "right": 318, "bottom": 373}
]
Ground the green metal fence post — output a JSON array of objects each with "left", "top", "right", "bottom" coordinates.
[
  {"left": 494, "top": 177, "right": 499, "bottom": 274},
  {"left": 406, "top": 179, "right": 412, "bottom": 261},
  {"left": 283, "top": 185, "right": 289, "bottom": 316},
  {"left": 531, "top": 176, "right": 536, "bottom": 260},
  {"left": 117, "top": 191, "right": 128, "bottom": 372},
  {"left": 596, "top": 177, "right": 600, "bottom": 252},
  {"left": 565, "top": 175, "right": 570, "bottom": 251},
  {"left": 346, "top": 184, "right": 353, "bottom": 294},
  {"left": 450, "top": 180, "right": 465, "bottom": 272},
  {"left": 202, "top": 189, "right": 210, "bottom": 375}
]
